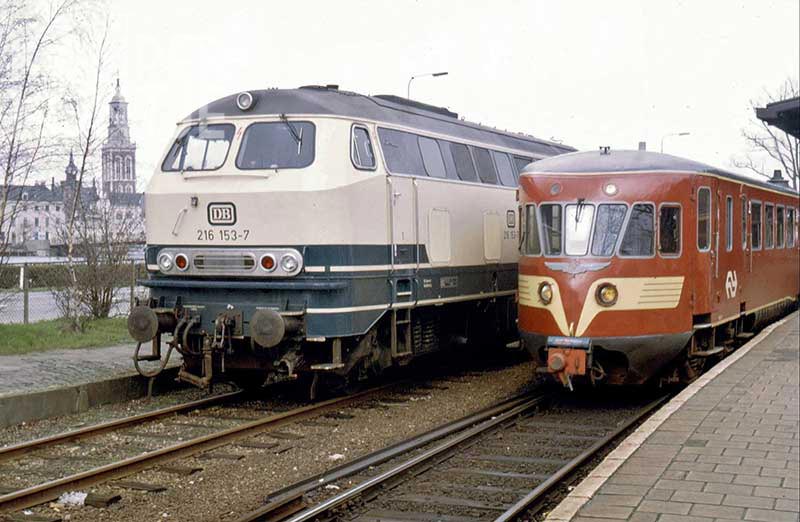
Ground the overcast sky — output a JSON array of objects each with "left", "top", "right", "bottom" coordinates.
[{"left": 101, "top": 0, "right": 798, "bottom": 188}]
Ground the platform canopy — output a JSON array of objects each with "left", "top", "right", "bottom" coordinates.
[{"left": 756, "top": 96, "right": 800, "bottom": 139}]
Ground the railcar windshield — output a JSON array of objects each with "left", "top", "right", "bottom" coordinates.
[
  {"left": 162, "top": 124, "right": 235, "bottom": 172},
  {"left": 236, "top": 121, "right": 315, "bottom": 170},
  {"left": 564, "top": 203, "right": 595, "bottom": 255}
]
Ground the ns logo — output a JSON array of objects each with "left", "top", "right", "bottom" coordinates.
[{"left": 725, "top": 270, "right": 738, "bottom": 299}]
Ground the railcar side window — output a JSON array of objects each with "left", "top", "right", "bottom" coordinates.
[
  {"left": 659, "top": 205, "right": 681, "bottom": 256},
  {"left": 351, "top": 126, "right": 375, "bottom": 170},
  {"left": 776, "top": 206, "right": 785, "bottom": 248},
  {"left": 523, "top": 204, "right": 541, "bottom": 255},
  {"left": 741, "top": 197, "right": 748, "bottom": 249},
  {"left": 697, "top": 187, "right": 711, "bottom": 251},
  {"left": 751, "top": 201, "right": 762, "bottom": 250},
  {"left": 591, "top": 204, "right": 627, "bottom": 256},
  {"left": 450, "top": 143, "right": 478, "bottom": 182},
  {"left": 619, "top": 203, "right": 655, "bottom": 257},
  {"left": 418, "top": 136, "right": 446, "bottom": 179},
  {"left": 472, "top": 147, "right": 499, "bottom": 185},
  {"left": 540, "top": 204, "right": 562, "bottom": 255},
  {"left": 788, "top": 208, "right": 796, "bottom": 247},
  {"left": 492, "top": 151, "right": 517, "bottom": 186},
  {"left": 162, "top": 124, "right": 235, "bottom": 172},
  {"left": 765, "top": 203, "right": 774, "bottom": 249},
  {"left": 725, "top": 196, "right": 733, "bottom": 251},
  {"left": 237, "top": 121, "right": 315, "bottom": 170},
  {"left": 564, "top": 203, "right": 595, "bottom": 256},
  {"left": 513, "top": 156, "right": 533, "bottom": 175},
  {"left": 377, "top": 128, "right": 426, "bottom": 176}
]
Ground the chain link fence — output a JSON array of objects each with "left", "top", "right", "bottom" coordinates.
[{"left": 0, "top": 261, "right": 149, "bottom": 325}]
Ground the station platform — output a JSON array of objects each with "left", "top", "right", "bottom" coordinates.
[
  {"left": 0, "top": 343, "right": 182, "bottom": 427},
  {"left": 547, "top": 311, "right": 799, "bottom": 522}
]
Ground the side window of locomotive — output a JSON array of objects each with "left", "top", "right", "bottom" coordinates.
[
  {"left": 351, "top": 126, "right": 375, "bottom": 170},
  {"left": 540, "top": 204, "right": 563, "bottom": 255},
  {"left": 492, "top": 151, "right": 517, "bottom": 187},
  {"left": 513, "top": 156, "right": 533, "bottom": 175},
  {"left": 162, "top": 124, "right": 235, "bottom": 172},
  {"left": 237, "top": 121, "right": 315, "bottom": 170},
  {"left": 697, "top": 187, "right": 711, "bottom": 251},
  {"left": 765, "top": 203, "right": 774, "bottom": 249},
  {"left": 776, "top": 206, "right": 785, "bottom": 248},
  {"left": 741, "top": 197, "right": 748, "bottom": 249},
  {"left": 591, "top": 204, "right": 628, "bottom": 257},
  {"left": 377, "top": 128, "right": 426, "bottom": 176},
  {"left": 751, "top": 201, "right": 762, "bottom": 250},
  {"left": 523, "top": 204, "right": 541, "bottom": 255},
  {"left": 788, "top": 207, "right": 796, "bottom": 247},
  {"left": 418, "top": 136, "right": 446, "bottom": 179},
  {"left": 436, "top": 141, "right": 460, "bottom": 181},
  {"left": 564, "top": 203, "right": 595, "bottom": 256},
  {"left": 450, "top": 142, "right": 478, "bottom": 182},
  {"left": 725, "top": 196, "right": 733, "bottom": 252},
  {"left": 619, "top": 203, "right": 655, "bottom": 257},
  {"left": 471, "top": 147, "right": 499, "bottom": 185},
  {"left": 658, "top": 205, "right": 681, "bottom": 256}
]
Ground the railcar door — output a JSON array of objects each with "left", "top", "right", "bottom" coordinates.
[
  {"left": 388, "top": 175, "right": 418, "bottom": 301},
  {"left": 694, "top": 180, "right": 716, "bottom": 317}
]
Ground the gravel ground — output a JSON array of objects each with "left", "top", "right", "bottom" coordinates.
[{"left": 2, "top": 350, "right": 537, "bottom": 522}]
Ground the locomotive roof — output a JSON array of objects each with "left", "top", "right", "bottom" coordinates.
[
  {"left": 523, "top": 149, "right": 799, "bottom": 197},
  {"left": 184, "top": 86, "right": 575, "bottom": 157}
]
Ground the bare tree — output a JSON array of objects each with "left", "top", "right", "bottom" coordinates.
[{"left": 732, "top": 78, "right": 799, "bottom": 190}]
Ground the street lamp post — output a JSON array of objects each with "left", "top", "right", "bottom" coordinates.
[
  {"left": 660, "top": 132, "right": 690, "bottom": 153},
  {"left": 407, "top": 71, "right": 448, "bottom": 100}
]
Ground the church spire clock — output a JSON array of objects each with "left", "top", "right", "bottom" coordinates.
[{"left": 101, "top": 77, "right": 137, "bottom": 196}]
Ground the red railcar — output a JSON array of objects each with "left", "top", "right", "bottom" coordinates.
[{"left": 517, "top": 149, "right": 799, "bottom": 387}]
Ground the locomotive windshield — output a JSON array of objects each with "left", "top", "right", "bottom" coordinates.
[
  {"left": 236, "top": 121, "right": 315, "bottom": 170},
  {"left": 162, "top": 124, "right": 235, "bottom": 172}
]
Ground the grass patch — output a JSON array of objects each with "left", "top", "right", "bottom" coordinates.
[{"left": 0, "top": 317, "right": 131, "bottom": 355}]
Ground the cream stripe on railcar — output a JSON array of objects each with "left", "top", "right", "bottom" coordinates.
[{"left": 519, "top": 274, "right": 570, "bottom": 336}]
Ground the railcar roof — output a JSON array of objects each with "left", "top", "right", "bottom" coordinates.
[
  {"left": 523, "top": 149, "right": 799, "bottom": 197},
  {"left": 184, "top": 86, "right": 575, "bottom": 157}
]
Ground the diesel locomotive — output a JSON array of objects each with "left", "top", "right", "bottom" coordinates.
[
  {"left": 127, "top": 85, "right": 574, "bottom": 394},
  {"left": 517, "top": 149, "right": 799, "bottom": 388}
]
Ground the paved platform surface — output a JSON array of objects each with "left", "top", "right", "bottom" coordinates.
[
  {"left": 548, "top": 311, "right": 799, "bottom": 522},
  {"left": 0, "top": 343, "right": 181, "bottom": 398}
]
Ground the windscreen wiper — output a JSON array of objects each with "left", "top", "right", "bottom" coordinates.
[{"left": 279, "top": 113, "right": 302, "bottom": 155}]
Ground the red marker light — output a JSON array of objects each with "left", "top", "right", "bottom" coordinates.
[
  {"left": 261, "top": 255, "right": 276, "bottom": 271},
  {"left": 175, "top": 254, "right": 188, "bottom": 271}
]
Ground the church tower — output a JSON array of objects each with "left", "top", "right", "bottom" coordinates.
[
  {"left": 101, "top": 79, "right": 137, "bottom": 196},
  {"left": 62, "top": 150, "right": 78, "bottom": 218}
]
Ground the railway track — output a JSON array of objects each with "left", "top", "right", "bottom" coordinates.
[
  {"left": 0, "top": 383, "right": 397, "bottom": 514},
  {"left": 238, "top": 391, "right": 669, "bottom": 522}
]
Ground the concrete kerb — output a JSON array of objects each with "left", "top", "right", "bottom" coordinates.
[
  {"left": 543, "top": 311, "right": 798, "bottom": 522},
  {"left": 0, "top": 367, "right": 181, "bottom": 429}
]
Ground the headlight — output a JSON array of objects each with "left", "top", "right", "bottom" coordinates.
[
  {"left": 158, "top": 253, "right": 173, "bottom": 272},
  {"left": 596, "top": 283, "right": 618, "bottom": 306},
  {"left": 280, "top": 253, "right": 299, "bottom": 273},
  {"left": 236, "top": 91, "right": 254, "bottom": 111},
  {"left": 538, "top": 282, "right": 553, "bottom": 305}
]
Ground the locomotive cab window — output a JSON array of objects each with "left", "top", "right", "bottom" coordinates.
[
  {"left": 725, "top": 196, "right": 733, "bottom": 251},
  {"left": 659, "top": 204, "right": 681, "bottom": 256},
  {"left": 591, "top": 204, "right": 627, "bottom": 257},
  {"left": 237, "top": 121, "right": 315, "bottom": 170},
  {"left": 765, "top": 203, "right": 774, "bottom": 249},
  {"left": 564, "top": 202, "right": 595, "bottom": 256},
  {"left": 776, "top": 206, "right": 785, "bottom": 248},
  {"left": 162, "top": 123, "right": 235, "bottom": 172},
  {"left": 523, "top": 204, "right": 541, "bottom": 256},
  {"left": 540, "top": 204, "right": 562, "bottom": 255},
  {"left": 751, "top": 201, "right": 762, "bottom": 250},
  {"left": 351, "top": 125, "right": 375, "bottom": 170},
  {"left": 697, "top": 187, "right": 711, "bottom": 251},
  {"left": 619, "top": 203, "right": 655, "bottom": 257}
]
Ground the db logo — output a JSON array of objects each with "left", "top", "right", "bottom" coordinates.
[
  {"left": 725, "top": 270, "right": 738, "bottom": 299},
  {"left": 207, "top": 202, "right": 236, "bottom": 226}
]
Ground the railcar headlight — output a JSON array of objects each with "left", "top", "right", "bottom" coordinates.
[
  {"left": 280, "top": 253, "right": 300, "bottom": 273},
  {"left": 596, "top": 283, "right": 618, "bottom": 307},
  {"left": 174, "top": 253, "right": 189, "bottom": 271},
  {"left": 538, "top": 282, "right": 553, "bottom": 305},
  {"left": 158, "top": 253, "right": 173, "bottom": 272},
  {"left": 236, "top": 91, "right": 254, "bottom": 111}
]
